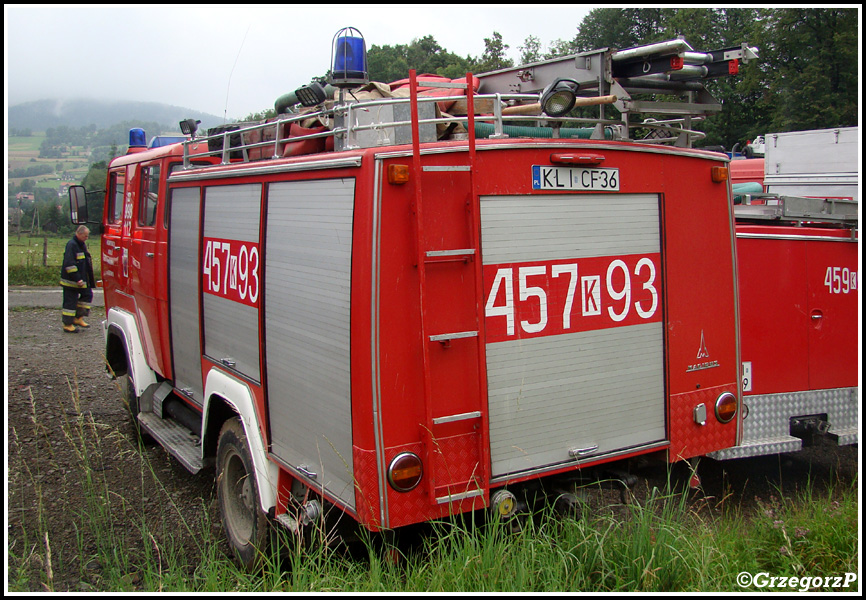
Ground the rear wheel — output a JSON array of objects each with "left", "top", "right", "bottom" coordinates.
[{"left": 217, "top": 416, "right": 269, "bottom": 570}]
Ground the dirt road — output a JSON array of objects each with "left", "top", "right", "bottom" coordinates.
[
  {"left": 7, "top": 306, "right": 217, "bottom": 592},
  {"left": 5, "top": 304, "right": 859, "bottom": 591}
]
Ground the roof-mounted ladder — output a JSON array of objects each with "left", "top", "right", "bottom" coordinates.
[
  {"left": 476, "top": 38, "right": 759, "bottom": 146},
  {"left": 734, "top": 194, "right": 859, "bottom": 230}
]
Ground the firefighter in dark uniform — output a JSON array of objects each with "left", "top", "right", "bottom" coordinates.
[{"left": 60, "top": 225, "right": 95, "bottom": 333}]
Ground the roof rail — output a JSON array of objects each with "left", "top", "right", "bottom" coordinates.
[
  {"left": 734, "top": 194, "right": 858, "bottom": 228},
  {"left": 179, "top": 38, "right": 759, "bottom": 167},
  {"left": 476, "top": 38, "right": 758, "bottom": 146}
]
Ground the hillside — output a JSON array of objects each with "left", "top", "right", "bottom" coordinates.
[{"left": 9, "top": 98, "right": 225, "bottom": 132}]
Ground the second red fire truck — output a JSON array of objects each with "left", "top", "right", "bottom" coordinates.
[
  {"left": 715, "top": 130, "right": 859, "bottom": 460},
  {"left": 71, "top": 31, "right": 771, "bottom": 567}
]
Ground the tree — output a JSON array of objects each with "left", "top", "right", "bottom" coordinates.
[
  {"left": 242, "top": 108, "right": 277, "bottom": 122},
  {"left": 566, "top": 8, "right": 856, "bottom": 148},
  {"left": 574, "top": 8, "right": 669, "bottom": 52},
  {"left": 519, "top": 35, "right": 542, "bottom": 64},
  {"left": 367, "top": 36, "right": 473, "bottom": 82},
  {"left": 367, "top": 43, "right": 410, "bottom": 82},
  {"left": 544, "top": 38, "right": 578, "bottom": 59},
  {"left": 475, "top": 32, "right": 513, "bottom": 73},
  {"left": 756, "top": 8, "right": 857, "bottom": 132},
  {"left": 80, "top": 161, "right": 108, "bottom": 224}
]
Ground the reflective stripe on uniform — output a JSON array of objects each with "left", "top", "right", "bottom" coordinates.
[
  {"left": 60, "top": 279, "right": 82, "bottom": 287},
  {"left": 65, "top": 265, "right": 78, "bottom": 273}
]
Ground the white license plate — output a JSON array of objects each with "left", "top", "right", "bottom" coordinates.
[{"left": 532, "top": 165, "right": 620, "bottom": 191}]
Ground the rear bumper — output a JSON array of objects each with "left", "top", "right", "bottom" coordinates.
[{"left": 708, "top": 387, "right": 858, "bottom": 460}]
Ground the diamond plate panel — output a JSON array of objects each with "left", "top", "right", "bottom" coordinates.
[
  {"left": 708, "top": 387, "right": 858, "bottom": 460},
  {"left": 352, "top": 446, "right": 383, "bottom": 528},
  {"left": 379, "top": 437, "right": 487, "bottom": 529},
  {"left": 668, "top": 383, "right": 739, "bottom": 461},
  {"left": 430, "top": 432, "right": 482, "bottom": 495}
]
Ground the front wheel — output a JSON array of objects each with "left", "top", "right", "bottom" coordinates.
[
  {"left": 119, "top": 373, "right": 140, "bottom": 417},
  {"left": 217, "top": 416, "right": 269, "bottom": 570},
  {"left": 119, "top": 373, "right": 151, "bottom": 442}
]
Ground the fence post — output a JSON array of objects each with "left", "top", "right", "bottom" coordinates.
[{"left": 43, "top": 236, "right": 48, "bottom": 267}]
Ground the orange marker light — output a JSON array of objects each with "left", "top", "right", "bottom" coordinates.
[
  {"left": 388, "top": 164, "right": 410, "bottom": 184},
  {"left": 711, "top": 166, "right": 729, "bottom": 183},
  {"left": 387, "top": 452, "right": 423, "bottom": 492},
  {"left": 715, "top": 392, "right": 738, "bottom": 423}
]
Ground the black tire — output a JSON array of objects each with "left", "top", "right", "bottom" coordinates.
[
  {"left": 119, "top": 373, "right": 140, "bottom": 417},
  {"left": 217, "top": 416, "right": 269, "bottom": 570},
  {"left": 119, "top": 373, "right": 152, "bottom": 442}
]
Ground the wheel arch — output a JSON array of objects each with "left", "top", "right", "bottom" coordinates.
[
  {"left": 203, "top": 368, "right": 278, "bottom": 514},
  {"left": 104, "top": 308, "right": 157, "bottom": 396},
  {"left": 105, "top": 324, "right": 128, "bottom": 378}
]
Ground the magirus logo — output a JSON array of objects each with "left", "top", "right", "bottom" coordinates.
[{"left": 687, "top": 330, "right": 720, "bottom": 372}]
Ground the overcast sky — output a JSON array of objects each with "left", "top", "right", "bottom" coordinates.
[{"left": 5, "top": 4, "right": 592, "bottom": 121}]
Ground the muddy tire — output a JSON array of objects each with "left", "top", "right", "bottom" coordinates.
[
  {"left": 119, "top": 373, "right": 152, "bottom": 442},
  {"left": 119, "top": 373, "right": 140, "bottom": 417},
  {"left": 217, "top": 416, "right": 269, "bottom": 570}
]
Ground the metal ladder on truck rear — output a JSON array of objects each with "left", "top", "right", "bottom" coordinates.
[
  {"left": 407, "top": 70, "right": 491, "bottom": 508},
  {"left": 476, "top": 38, "right": 759, "bottom": 147}
]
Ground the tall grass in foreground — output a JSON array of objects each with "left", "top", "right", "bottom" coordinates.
[{"left": 7, "top": 374, "right": 859, "bottom": 592}]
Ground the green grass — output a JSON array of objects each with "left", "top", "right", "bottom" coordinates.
[
  {"left": 7, "top": 234, "right": 101, "bottom": 285},
  {"left": 8, "top": 133, "right": 90, "bottom": 189},
  {"left": 8, "top": 373, "right": 859, "bottom": 594},
  {"left": 8, "top": 133, "right": 47, "bottom": 153}
]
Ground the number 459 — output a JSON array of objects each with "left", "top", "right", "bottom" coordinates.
[{"left": 824, "top": 266, "right": 856, "bottom": 294}]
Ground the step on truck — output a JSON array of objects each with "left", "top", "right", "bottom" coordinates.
[{"left": 70, "top": 30, "right": 756, "bottom": 567}]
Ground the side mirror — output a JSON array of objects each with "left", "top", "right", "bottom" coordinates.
[{"left": 69, "top": 185, "right": 88, "bottom": 224}]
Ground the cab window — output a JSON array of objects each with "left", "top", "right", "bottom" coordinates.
[
  {"left": 138, "top": 165, "right": 160, "bottom": 226},
  {"left": 108, "top": 170, "right": 124, "bottom": 224}
]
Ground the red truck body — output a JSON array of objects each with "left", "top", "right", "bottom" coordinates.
[
  {"left": 712, "top": 157, "right": 859, "bottom": 459},
  {"left": 68, "top": 34, "right": 773, "bottom": 565}
]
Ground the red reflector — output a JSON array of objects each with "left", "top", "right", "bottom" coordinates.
[
  {"left": 728, "top": 59, "right": 739, "bottom": 75},
  {"left": 550, "top": 152, "right": 605, "bottom": 166},
  {"left": 670, "top": 56, "right": 684, "bottom": 70}
]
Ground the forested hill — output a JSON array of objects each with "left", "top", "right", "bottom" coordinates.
[
  {"left": 8, "top": 8, "right": 858, "bottom": 150},
  {"left": 8, "top": 98, "right": 223, "bottom": 132}
]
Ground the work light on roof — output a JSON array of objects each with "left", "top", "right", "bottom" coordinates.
[
  {"left": 179, "top": 118, "right": 200, "bottom": 138},
  {"left": 540, "top": 78, "right": 581, "bottom": 118},
  {"left": 294, "top": 82, "right": 328, "bottom": 107},
  {"left": 330, "top": 27, "right": 368, "bottom": 88}
]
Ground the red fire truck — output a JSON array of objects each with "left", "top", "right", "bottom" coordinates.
[
  {"left": 713, "top": 136, "right": 859, "bottom": 460},
  {"left": 70, "top": 32, "right": 756, "bottom": 567}
]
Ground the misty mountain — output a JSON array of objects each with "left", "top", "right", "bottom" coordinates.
[{"left": 9, "top": 98, "right": 225, "bottom": 133}]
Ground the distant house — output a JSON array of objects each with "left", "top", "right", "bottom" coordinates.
[{"left": 15, "top": 192, "right": 35, "bottom": 202}]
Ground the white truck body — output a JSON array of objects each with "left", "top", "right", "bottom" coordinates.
[{"left": 763, "top": 127, "right": 859, "bottom": 201}]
